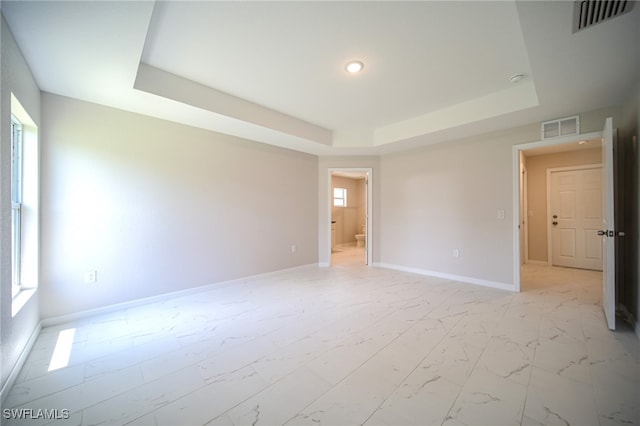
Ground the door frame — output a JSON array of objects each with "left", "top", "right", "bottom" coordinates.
[
  {"left": 512, "top": 131, "right": 603, "bottom": 292},
  {"left": 520, "top": 153, "right": 529, "bottom": 264},
  {"left": 546, "top": 164, "right": 603, "bottom": 268},
  {"left": 327, "top": 167, "right": 373, "bottom": 266}
]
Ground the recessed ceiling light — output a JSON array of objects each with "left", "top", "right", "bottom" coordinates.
[
  {"left": 509, "top": 73, "right": 525, "bottom": 83},
  {"left": 345, "top": 61, "right": 364, "bottom": 74}
]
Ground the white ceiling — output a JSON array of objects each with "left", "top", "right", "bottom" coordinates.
[{"left": 2, "top": 1, "right": 639, "bottom": 156}]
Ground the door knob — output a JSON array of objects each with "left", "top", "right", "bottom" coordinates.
[
  {"left": 598, "top": 230, "right": 617, "bottom": 237},
  {"left": 552, "top": 221, "right": 558, "bottom": 225},
  {"left": 552, "top": 215, "right": 558, "bottom": 219}
]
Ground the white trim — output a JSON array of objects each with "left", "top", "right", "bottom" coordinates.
[
  {"left": 11, "top": 288, "right": 36, "bottom": 318},
  {"left": 374, "top": 263, "right": 515, "bottom": 292},
  {"left": 525, "top": 259, "right": 548, "bottom": 266},
  {"left": 512, "top": 146, "right": 522, "bottom": 291},
  {"left": 328, "top": 168, "right": 373, "bottom": 266},
  {"left": 522, "top": 159, "right": 529, "bottom": 265},
  {"left": 545, "top": 164, "right": 602, "bottom": 267},
  {"left": 0, "top": 321, "right": 42, "bottom": 405},
  {"left": 512, "top": 130, "right": 603, "bottom": 292},
  {"left": 41, "top": 263, "right": 319, "bottom": 327}
]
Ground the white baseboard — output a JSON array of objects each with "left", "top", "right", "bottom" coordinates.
[
  {"left": 373, "top": 263, "right": 516, "bottom": 292},
  {"left": 1, "top": 321, "right": 42, "bottom": 405},
  {"left": 525, "top": 260, "right": 549, "bottom": 266},
  {"left": 42, "top": 263, "right": 320, "bottom": 327}
]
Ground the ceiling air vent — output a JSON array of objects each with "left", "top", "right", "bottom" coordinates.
[
  {"left": 573, "top": 0, "right": 635, "bottom": 33},
  {"left": 542, "top": 115, "right": 580, "bottom": 139}
]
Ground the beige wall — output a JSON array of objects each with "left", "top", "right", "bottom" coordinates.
[
  {"left": 525, "top": 148, "right": 602, "bottom": 263},
  {"left": 40, "top": 93, "right": 319, "bottom": 318},
  {"left": 380, "top": 128, "right": 519, "bottom": 285},
  {"left": 357, "top": 179, "right": 366, "bottom": 234},
  {"left": 331, "top": 176, "right": 365, "bottom": 245},
  {"left": 1, "top": 16, "right": 41, "bottom": 399}
]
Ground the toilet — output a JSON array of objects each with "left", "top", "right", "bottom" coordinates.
[{"left": 355, "top": 225, "right": 366, "bottom": 247}]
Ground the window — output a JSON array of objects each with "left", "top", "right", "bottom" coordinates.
[
  {"left": 11, "top": 115, "right": 23, "bottom": 297},
  {"left": 10, "top": 93, "right": 39, "bottom": 315},
  {"left": 334, "top": 187, "right": 347, "bottom": 207}
]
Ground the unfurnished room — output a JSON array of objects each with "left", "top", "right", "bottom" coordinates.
[{"left": 1, "top": 1, "right": 639, "bottom": 425}]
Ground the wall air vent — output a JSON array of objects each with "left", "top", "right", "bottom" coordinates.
[
  {"left": 541, "top": 115, "right": 580, "bottom": 140},
  {"left": 573, "top": 0, "right": 635, "bottom": 33}
]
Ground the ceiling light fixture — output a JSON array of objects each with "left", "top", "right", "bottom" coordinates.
[
  {"left": 509, "top": 73, "right": 525, "bottom": 83},
  {"left": 578, "top": 140, "right": 588, "bottom": 145},
  {"left": 345, "top": 61, "right": 364, "bottom": 74}
]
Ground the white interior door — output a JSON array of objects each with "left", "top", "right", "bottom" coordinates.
[
  {"left": 550, "top": 168, "right": 603, "bottom": 271},
  {"left": 601, "top": 117, "right": 616, "bottom": 330}
]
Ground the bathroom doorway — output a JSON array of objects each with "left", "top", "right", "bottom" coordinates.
[{"left": 329, "top": 168, "right": 372, "bottom": 266}]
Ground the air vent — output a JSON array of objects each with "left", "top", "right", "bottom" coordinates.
[
  {"left": 542, "top": 115, "right": 580, "bottom": 139},
  {"left": 573, "top": 0, "right": 635, "bottom": 33}
]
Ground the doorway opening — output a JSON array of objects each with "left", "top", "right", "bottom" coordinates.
[
  {"left": 329, "top": 168, "right": 372, "bottom": 267},
  {"left": 513, "top": 119, "right": 617, "bottom": 330},
  {"left": 513, "top": 130, "right": 604, "bottom": 291}
]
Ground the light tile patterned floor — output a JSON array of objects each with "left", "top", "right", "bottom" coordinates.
[{"left": 3, "top": 262, "right": 639, "bottom": 425}]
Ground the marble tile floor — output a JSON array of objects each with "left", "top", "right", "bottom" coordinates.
[{"left": 3, "top": 264, "right": 639, "bottom": 426}]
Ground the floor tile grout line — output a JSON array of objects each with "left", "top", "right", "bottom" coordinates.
[
  {"left": 5, "top": 265, "right": 632, "bottom": 426},
  {"left": 284, "top": 282, "right": 474, "bottom": 426},
  {"left": 518, "top": 284, "right": 545, "bottom": 426},
  {"left": 92, "top": 272, "right": 441, "bottom": 424},
  {"left": 17, "top": 281, "right": 392, "bottom": 411},
  {"left": 440, "top": 287, "right": 516, "bottom": 425},
  {"left": 359, "top": 311, "right": 464, "bottom": 426}
]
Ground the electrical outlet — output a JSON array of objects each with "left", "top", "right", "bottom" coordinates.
[
  {"left": 291, "top": 244, "right": 297, "bottom": 253},
  {"left": 453, "top": 249, "right": 460, "bottom": 258},
  {"left": 84, "top": 270, "right": 97, "bottom": 283}
]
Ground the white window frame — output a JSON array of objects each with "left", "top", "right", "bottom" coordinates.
[
  {"left": 333, "top": 187, "right": 347, "bottom": 207},
  {"left": 11, "top": 115, "right": 24, "bottom": 298}
]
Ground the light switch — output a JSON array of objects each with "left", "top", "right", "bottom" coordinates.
[
  {"left": 84, "top": 270, "right": 97, "bottom": 283},
  {"left": 497, "top": 210, "right": 505, "bottom": 219}
]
